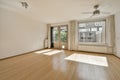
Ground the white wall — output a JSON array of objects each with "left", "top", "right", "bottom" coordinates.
[
  {"left": 115, "top": 11, "right": 120, "bottom": 58},
  {"left": 0, "top": 8, "right": 46, "bottom": 59}
]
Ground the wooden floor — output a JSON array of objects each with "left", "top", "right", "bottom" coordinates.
[{"left": 0, "top": 49, "right": 120, "bottom": 80}]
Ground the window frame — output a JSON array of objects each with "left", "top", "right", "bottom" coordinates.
[{"left": 78, "top": 19, "right": 106, "bottom": 46}]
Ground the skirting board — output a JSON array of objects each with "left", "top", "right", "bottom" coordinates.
[{"left": 0, "top": 48, "right": 45, "bottom": 60}]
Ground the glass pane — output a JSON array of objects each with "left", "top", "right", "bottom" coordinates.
[
  {"left": 52, "top": 27, "right": 58, "bottom": 43},
  {"left": 78, "top": 21, "right": 105, "bottom": 43},
  {"left": 60, "top": 26, "right": 67, "bottom": 42}
]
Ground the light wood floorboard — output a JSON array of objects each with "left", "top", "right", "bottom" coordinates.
[{"left": 0, "top": 49, "right": 120, "bottom": 80}]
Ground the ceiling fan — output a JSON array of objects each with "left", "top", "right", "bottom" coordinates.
[
  {"left": 20, "top": 1, "right": 29, "bottom": 9},
  {"left": 82, "top": 4, "right": 111, "bottom": 17}
]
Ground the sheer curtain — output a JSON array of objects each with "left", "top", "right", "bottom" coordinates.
[
  {"left": 106, "top": 15, "right": 115, "bottom": 53},
  {"left": 69, "top": 20, "right": 78, "bottom": 50}
]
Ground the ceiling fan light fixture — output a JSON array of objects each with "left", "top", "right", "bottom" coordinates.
[{"left": 93, "top": 10, "right": 100, "bottom": 15}]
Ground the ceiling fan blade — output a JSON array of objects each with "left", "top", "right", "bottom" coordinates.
[
  {"left": 81, "top": 12, "right": 93, "bottom": 14},
  {"left": 101, "top": 12, "right": 111, "bottom": 14},
  {"left": 90, "top": 15, "right": 93, "bottom": 18},
  {"left": 90, "top": 14, "right": 95, "bottom": 18}
]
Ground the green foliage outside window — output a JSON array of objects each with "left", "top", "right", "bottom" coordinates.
[
  {"left": 53, "top": 29, "right": 67, "bottom": 42},
  {"left": 60, "top": 31, "right": 67, "bottom": 42}
]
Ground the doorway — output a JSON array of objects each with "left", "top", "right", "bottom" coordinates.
[{"left": 51, "top": 25, "right": 68, "bottom": 49}]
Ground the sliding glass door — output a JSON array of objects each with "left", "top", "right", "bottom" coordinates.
[
  {"left": 51, "top": 27, "right": 59, "bottom": 48},
  {"left": 60, "top": 26, "right": 68, "bottom": 49},
  {"left": 51, "top": 25, "right": 68, "bottom": 49}
]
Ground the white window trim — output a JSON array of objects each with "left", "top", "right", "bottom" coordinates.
[{"left": 78, "top": 18, "right": 106, "bottom": 45}]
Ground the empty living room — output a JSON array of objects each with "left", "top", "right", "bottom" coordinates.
[{"left": 0, "top": 0, "right": 120, "bottom": 80}]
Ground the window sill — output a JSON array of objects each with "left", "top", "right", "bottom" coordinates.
[{"left": 79, "top": 42, "right": 106, "bottom": 46}]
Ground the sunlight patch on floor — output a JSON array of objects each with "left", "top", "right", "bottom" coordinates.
[
  {"left": 65, "top": 53, "right": 108, "bottom": 67},
  {"left": 43, "top": 50, "right": 62, "bottom": 55},
  {"left": 34, "top": 49, "right": 52, "bottom": 54},
  {"left": 35, "top": 49, "right": 62, "bottom": 56}
]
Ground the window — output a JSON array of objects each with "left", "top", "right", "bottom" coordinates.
[
  {"left": 60, "top": 26, "right": 67, "bottom": 42},
  {"left": 78, "top": 21, "right": 105, "bottom": 44}
]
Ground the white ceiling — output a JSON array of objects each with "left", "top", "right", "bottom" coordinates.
[{"left": 0, "top": 0, "right": 120, "bottom": 23}]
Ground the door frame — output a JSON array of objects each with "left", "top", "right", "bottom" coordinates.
[{"left": 50, "top": 25, "right": 68, "bottom": 49}]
